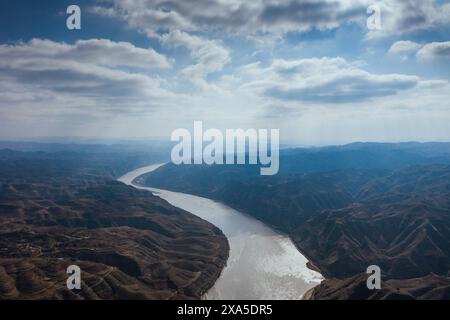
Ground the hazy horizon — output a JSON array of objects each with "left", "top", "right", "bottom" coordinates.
[{"left": 2, "top": 136, "right": 450, "bottom": 149}]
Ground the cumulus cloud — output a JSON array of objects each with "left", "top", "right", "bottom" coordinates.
[
  {"left": 93, "top": 0, "right": 450, "bottom": 37},
  {"left": 387, "top": 40, "right": 450, "bottom": 62},
  {"left": 92, "top": 0, "right": 368, "bottom": 35},
  {"left": 362, "top": 0, "right": 450, "bottom": 39},
  {"left": 160, "top": 30, "right": 230, "bottom": 87},
  {"left": 0, "top": 38, "right": 171, "bottom": 69},
  {"left": 237, "top": 57, "right": 420, "bottom": 103},
  {"left": 417, "top": 41, "right": 450, "bottom": 61},
  {"left": 0, "top": 39, "right": 178, "bottom": 116},
  {"left": 388, "top": 40, "right": 422, "bottom": 55},
  {"left": 258, "top": 0, "right": 367, "bottom": 33}
]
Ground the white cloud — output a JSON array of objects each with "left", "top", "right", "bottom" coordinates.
[
  {"left": 236, "top": 57, "right": 420, "bottom": 103},
  {"left": 94, "top": 0, "right": 450, "bottom": 38},
  {"left": 92, "top": 0, "right": 368, "bottom": 35},
  {"left": 0, "top": 38, "right": 171, "bottom": 69},
  {"left": 387, "top": 40, "right": 450, "bottom": 62},
  {"left": 160, "top": 30, "right": 230, "bottom": 88},
  {"left": 364, "top": 0, "right": 450, "bottom": 39},
  {"left": 0, "top": 39, "right": 180, "bottom": 118},
  {"left": 388, "top": 40, "right": 422, "bottom": 55},
  {"left": 417, "top": 41, "right": 450, "bottom": 61},
  {"left": 0, "top": 38, "right": 241, "bottom": 138}
]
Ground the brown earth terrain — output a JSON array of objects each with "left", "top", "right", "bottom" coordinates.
[
  {"left": 0, "top": 167, "right": 229, "bottom": 300},
  {"left": 306, "top": 273, "right": 450, "bottom": 300}
]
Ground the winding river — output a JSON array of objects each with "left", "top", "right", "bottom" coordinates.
[{"left": 118, "top": 164, "right": 323, "bottom": 300}]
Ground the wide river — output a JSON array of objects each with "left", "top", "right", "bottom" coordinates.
[{"left": 119, "top": 164, "right": 323, "bottom": 300}]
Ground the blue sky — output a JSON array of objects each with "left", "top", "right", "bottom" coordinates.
[{"left": 1, "top": 0, "right": 450, "bottom": 144}]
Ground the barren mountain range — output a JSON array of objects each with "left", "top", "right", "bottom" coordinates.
[{"left": 0, "top": 146, "right": 228, "bottom": 300}]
